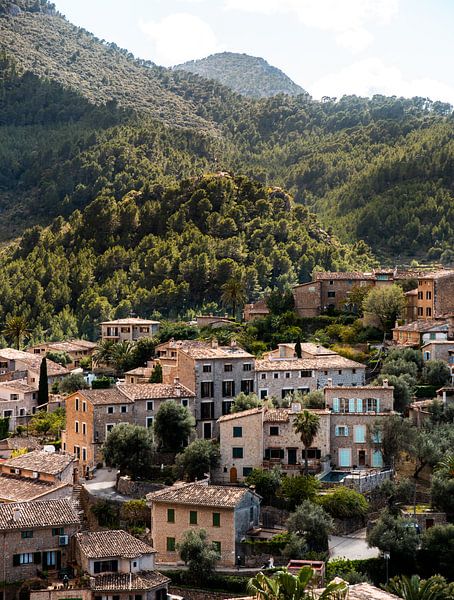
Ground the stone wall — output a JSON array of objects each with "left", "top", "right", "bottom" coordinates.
[{"left": 117, "top": 476, "right": 166, "bottom": 498}]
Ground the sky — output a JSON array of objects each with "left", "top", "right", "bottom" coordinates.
[{"left": 54, "top": 0, "right": 454, "bottom": 104}]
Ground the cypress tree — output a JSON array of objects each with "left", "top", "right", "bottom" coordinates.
[
  {"left": 38, "top": 357, "right": 49, "bottom": 406},
  {"left": 149, "top": 363, "right": 163, "bottom": 383},
  {"left": 295, "top": 338, "right": 302, "bottom": 359}
]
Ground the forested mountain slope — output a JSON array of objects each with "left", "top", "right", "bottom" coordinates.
[
  {"left": 175, "top": 52, "right": 306, "bottom": 98},
  {"left": 0, "top": 0, "right": 453, "bottom": 262},
  {"left": 0, "top": 173, "right": 375, "bottom": 339}
]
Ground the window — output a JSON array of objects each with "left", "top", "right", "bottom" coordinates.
[
  {"left": 21, "top": 530, "right": 33, "bottom": 539},
  {"left": 202, "top": 364, "right": 212, "bottom": 373},
  {"left": 167, "top": 509, "right": 175, "bottom": 523},
  {"left": 426, "top": 307, "right": 432, "bottom": 317},
  {"left": 259, "top": 389, "right": 268, "bottom": 400},
  {"left": 329, "top": 280, "right": 334, "bottom": 285},
  {"left": 300, "top": 370, "right": 312, "bottom": 378},
  {"left": 352, "top": 368, "right": 356, "bottom": 374},
  {"left": 147, "top": 401, "right": 154, "bottom": 411},
  {"left": 74, "top": 446, "right": 80, "bottom": 458},
  {"left": 224, "top": 364, "right": 233, "bottom": 372},
  {"left": 82, "top": 448, "right": 87, "bottom": 461},
  {"left": 9, "top": 394, "right": 19, "bottom": 401},
  {"left": 338, "top": 370, "right": 342, "bottom": 375},
  {"left": 222, "top": 400, "right": 233, "bottom": 415},
  {"left": 181, "top": 398, "right": 189, "bottom": 408},
  {"left": 417, "top": 307, "right": 423, "bottom": 316},
  {"left": 107, "top": 406, "right": 114, "bottom": 414},
  {"left": 243, "top": 467, "right": 252, "bottom": 477},
  {"left": 201, "top": 402, "right": 214, "bottom": 420},
  {"left": 261, "top": 373, "right": 267, "bottom": 380},
  {"left": 241, "top": 380, "right": 254, "bottom": 394},
  {"left": 203, "top": 422, "right": 212, "bottom": 439},
  {"left": 189, "top": 511, "right": 198, "bottom": 525},
  {"left": 429, "top": 332, "right": 436, "bottom": 340},
  {"left": 82, "top": 401, "right": 86, "bottom": 412},
  {"left": 426, "top": 291, "right": 432, "bottom": 300},
  {"left": 146, "top": 417, "right": 154, "bottom": 429},
  {"left": 266, "top": 448, "right": 284, "bottom": 460},
  {"left": 336, "top": 425, "right": 348, "bottom": 436},
  {"left": 273, "top": 372, "right": 279, "bottom": 379},
  {"left": 281, "top": 388, "right": 293, "bottom": 399},
  {"left": 354, "top": 425, "right": 366, "bottom": 443},
  {"left": 373, "top": 431, "right": 382, "bottom": 443},
  {"left": 201, "top": 381, "right": 214, "bottom": 398},
  {"left": 75, "top": 397, "right": 79, "bottom": 411},
  {"left": 213, "top": 512, "right": 221, "bottom": 527},
  {"left": 306, "top": 448, "right": 321, "bottom": 459},
  {"left": 106, "top": 424, "right": 114, "bottom": 434},
  {"left": 233, "top": 426, "right": 243, "bottom": 438},
  {"left": 243, "top": 363, "right": 252, "bottom": 371},
  {"left": 232, "top": 447, "right": 244, "bottom": 459},
  {"left": 222, "top": 380, "right": 235, "bottom": 397},
  {"left": 19, "top": 553, "right": 33, "bottom": 565},
  {"left": 82, "top": 422, "right": 86, "bottom": 435},
  {"left": 213, "top": 541, "right": 221, "bottom": 554},
  {"left": 75, "top": 421, "right": 79, "bottom": 433},
  {"left": 285, "top": 372, "right": 291, "bottom": 379},
  {"left": 338, "top": 398, "right": 349, "bottom": 413},
  {"left": 94, "top": 560, "right": 118, "bottom": 573},
  {"left": 327, "top": 291, "right": 336, "bottom": 298},
  {"left": 269, "top": 426, "right": 279, "bottom": 436},
  {"left": 366, "top": 398, "right": 379, "bottom": 412},
  {"left": 418, "top": 291, "right": 423, "bottom": 300},
  {"left": 121, "top": 405, "right": 128, "bottom": 413}
]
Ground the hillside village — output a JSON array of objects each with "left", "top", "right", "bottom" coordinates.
[{"left": 0, "top": 267, "right": 453, "bottom": 600}]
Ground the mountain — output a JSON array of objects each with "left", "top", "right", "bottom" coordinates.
[
  {"left": 174, "top": 52, "right": 306, "bottom": 99},
  {"left": 0, "top": 0, "right": 453, "bottom": 266}
]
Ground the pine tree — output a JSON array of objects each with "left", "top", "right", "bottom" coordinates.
[{"left": 38, "top": 357, "right": 49, "bottom": 406}]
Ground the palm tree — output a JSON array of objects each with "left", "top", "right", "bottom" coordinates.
[
  {"left": 93, "top": 339, "right": 116, "bottom": 367},
  {"left": 435, "top": 453, "right": 454, "bottom": 478},
  {"left": 294, "top": 410, "right": 320, "bottom": 475},
  {"left": 386, "top": 575, "right": 445, "bottom": 600},
  {"left": 110, "top": 340, "right": 134, "bottom": 375},
  {"left": 221, "top": 277, "right": 246, "bottom": 319},
  {"left": 247, "top": 567, "right": 347, "bottom": 600},
  {"left": 3, "top": 315, "right": 29, "bottom": 349}
]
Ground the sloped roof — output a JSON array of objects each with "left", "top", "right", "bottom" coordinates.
[
  {"left": 0, "top": 378, "right": 37, "bottom": 393},
  {"left": 148, "top": 483, "right": 258, "bottom": 508},
  {"left": 0, "top": 498, "right": 80, "bottom": 529},
  {"left": 0, "top": 475, "right": 71, "bottom": 502},
  {"left": 255, "top": 355, "right": 365, "bottom": 371},
  {"left": 118, "top": 383, "right": 195, "bottom": 400},
  {"left": 101, "top": 318, "right": 160, "bottom": 325},
  {"left": 393, "top": 319, "right": 448, "bottom": 333},
  {"left": 76, "top": 530, "right": 156, "bottom": 559},
  {"left": 2, "top": 450, "right": 74, "bottom": 475},
  {"left": 77, "top": 388, "right": 133, "bottom": 405},
  {"left": 90, "top": 571, "right": 169, "bottom": 591},
  {"left": 0, "top": 348, "right": 69, "bottom": 376},
  {"left": 157, "top": 339, "right": 253, "bottom": 360},
  {"left": 218, "top": 407, "right": 263, "bottom": 423}
]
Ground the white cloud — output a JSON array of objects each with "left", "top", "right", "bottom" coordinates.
[
  {"left": 309, "top": 58, "right": 454, "bottom": 105},
  {"left": 224, "top": 0, "right": 398, "bottom": 51},
  {"left": 139, "top": 13, "right": 219, "bottom": 66}
]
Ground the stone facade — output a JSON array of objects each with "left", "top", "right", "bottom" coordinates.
[
  {"left": 0, "top": 379, "right": 38, "bottom": 430},
  {"left": 417, "top": 270, "right": 454, "bottom": 319},
  {"left": 100, "top": 318, "right": 160, "bottom": 342},
  {"left": 392, "top": 320, "right": 449, "bottom": 347}
]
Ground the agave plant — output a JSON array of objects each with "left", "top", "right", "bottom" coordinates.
[
  {"left": 386, "top": 575, "right": 446, "bottom": 600},
  {"left": 247, "top": 567, "right": 347, "bottom": 600}
]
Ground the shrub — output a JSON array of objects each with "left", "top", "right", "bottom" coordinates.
[{"left": 318, "top": 487, "right": 369, "bottom": 519}]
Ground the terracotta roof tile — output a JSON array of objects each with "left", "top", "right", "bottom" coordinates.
[
  {"left": 101, "top": 318, "right": 160, "bottom": 325},
  {"left": 78, "top": 389, "right": 134, "bottom": 405},
  {"left": 255, "top": 356, "right": 365, "bottom": 371},
  {"left": 0, "top": 348, "right": 69, "bottom": 376},
  {"left": 0, "top": 378, "right": 37, "bottom": 393},
  {"left": 0, "top": 475, "right": 71, "bottom": 502},
  {"left": 148, "top": 483, "right": 258, "bottom": 508},
  {"left": 0, "top": 498, "right": 80, "bottom": 529},
  {"left": 90, "top": 571, "right": 169, "bottom": 591},
  {"left": 2, "top": 450, "right": 75, "bottom": 475},
  {"left": 118, "top": 383, "right": 195, "bottom": 400},
  {"left": 393, "top": 319, "right": 448, "bottom": 333},
  {"left": 218, "top": 407, "right": 263, "bottom": 422},
  {"left": 76, "top": 530, "right": 156, "bottom": 559},
  {"left": 157, "top": 340, "right": 253, "bottom": 360}
]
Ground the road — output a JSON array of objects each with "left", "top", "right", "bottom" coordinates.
[
  {"left": 329, "top": 528, "right": 380, "bottom": 560},
  {"left": 82, "top": 467, "right": 132, "bottom": 501}
]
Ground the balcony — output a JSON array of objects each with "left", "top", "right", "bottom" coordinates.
[{"left": 262, "top": 459, "right": 321, "bottom": 473}]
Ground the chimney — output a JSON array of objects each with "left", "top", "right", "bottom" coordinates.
[
  {"left": 12, "top": 507, "right": 21, "bottom": 522},
  {"left": 211, "top": 338, "right": 218, "bottom": 349},
  {"left": 395, "top": 321, "right": 399, "bottom": 329},
  {"left": 316, "top": 345, "right": 322, "bottom": 354},
  {"left": 327, "top": 378, "right": 333, "bottom": 387},
  {"left": 174, "top": 377, "right": 180, "bottom": 384},
  {"left": 230, "top": 339, "right": 237, "bottom": 348},
  {"left": 383, "top": 379, "right": 389, "bottom": 388}
]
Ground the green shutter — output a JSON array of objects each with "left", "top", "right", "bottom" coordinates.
[
  {"left": 189, "top": 511, "right": 197, "bottom": 525},
  {"left": 213, "top": 512, "right": 220, "bottom": 527},
  {"left": 13, "top": 554, "right": 20, "bottom": 567},
  {"left": 166, "top": 537, "right": 175, "bottom": 552},
  {"left": 167, "top": 508, "right": 175, "bottom": 523},
  {"left": 34, "top": 552, "right": 41, "bottom": 564}
]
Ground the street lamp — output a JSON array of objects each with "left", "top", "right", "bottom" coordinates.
[{"left": 383, "top": 551, "right": 390, "bottom": 584}]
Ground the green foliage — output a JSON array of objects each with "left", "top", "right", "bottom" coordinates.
[
  {"left": 2, "top": 314, "right": 29, "bottom": 349},
  {"left": 149, "top": 363, "right": 163, "bottom": 383},
  {"left": 247, "top": 567, "right": 347, "bottom": 600},
  {"left": 28, "top": 407, "right": 65, "bottom": 438},
  {"left": 278, "top": 475, "right": 320, "bottom": 510},
  {"left": 0, "top": 417, "right": 10, "bottom": 439},
  {"left": 37, "top": 357, "right": 48, "bottom": 406},
  {"left": 366, "top": 510, "right": 419, "bottom": 561},
  {"left": 375, "top": 374, "right": 416, "bottom": 413},
  {"left": 386, "top": 575, "right": 447, "bottom": 600},
  {"left": 59, "top": 373, "right": 88, "bottom": 394},
  {"left": 91, "top": 499, "right": 120, "bottom": 528},
  {"left": 325, "top": 558, "right": 385, "bottom": 586},
  {"left": 245, "top": 467, "right": 282, "bottom": 505},
  {"left": 421, "top": 360, "right": 451, "bottom": 388},
  {"left": 178, "top": 529, "right": 220, "bottom": 585},
  {"left": 153, "top": 400, "right": 195, "bottom": 452},
  {"left": 293, "top": 410, "right": 321, "bottom": 475},
  {"left": 418, "top": 525, "right": 454, "bottom": 579},
  {"left": 102, "top": 423, "right": 154, "bottom": 480},
  {"left": 318, "top": 487, "right": 369, "bottom": 519},
  {"left": 174, "top": 439, "right": 220, "bottom": 481},
  {"left": 91, "top": 376, "right": 112, "bottom": 389},
  {"left": 165, "top": 570, "right": 249, "bottom": 593},
  {"left": 363, "top": 285, "right": 407, "bottom": 333},
  {"left": 120, "top": 499, "right": 149, "bottom": 529},
  {"left": 230, "top": 391, "right": 262, "bottom": 413},
  {"left": 286, "top": 500, "right": 334, "bottom": 552},
  {"left": 45, "top": 351, "right": 71, "bottom": 366}
]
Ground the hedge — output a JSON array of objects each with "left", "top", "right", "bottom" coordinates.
[{"left": 165, "top": 570, "right": 249, "bottom": 593}]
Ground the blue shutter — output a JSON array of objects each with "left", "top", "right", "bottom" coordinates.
[
  {"left": 345, "top": 425, "right": 349, "bottom": 436},
  {"left": 372, "top": 450, "right": 383, "bottom": 467},
  {"left": 339, "top": 448, "right": 351, "bottom": 467},
  {"left": 349, "top": 398, "right": 356, "bottom": 413},
  {"left": 333, "top": 398, "right": 339, "bottom": 412},
  {"left": 335, "top": 426, "right": 339, "bottom": 436},
  {"left": 356, "top": 398, "right": 363, "bottom": 412},
  {"left": 376, "top": 399, "right": 380, "bottom": 413}
]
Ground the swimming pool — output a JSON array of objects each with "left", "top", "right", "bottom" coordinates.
[{"left": 320, "top": 470, "right": 350, "bottom": 483}]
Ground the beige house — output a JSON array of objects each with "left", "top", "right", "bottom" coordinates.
[
  {"left": 217, "top": 406, "right": 330, "bottom": 483},
  {"left": 0, "top": 348, "right": 70, "bottom": 384},
  {"left": 27, "top": 340, "right": 97, "bottom": 369},
  {"left": 100, "top": 318, "right": 160, "bottom": 342},
  {"left": 148, "top": 482, "right": 260, "bottom": 567},
  {"left": 0, "top": 499, "right": 80, "bottom": 583},
  {"left": 392, "top": 319, "right": 449, "bottom": 347},
  {"left": 74, "top": 530, "right": 169, "bottom": 600},
  {"left": 0, "top": 378, "right": 38, "bottom": 430}
]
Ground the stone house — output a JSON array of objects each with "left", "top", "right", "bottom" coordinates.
[
  {"left": 147, "top": 482, "right": 261, "bottom": 567},
  {"left": 243, "top": 298, "right": 270, "bottom": 322},
  {"left": 392, "top": 319, "right": 449, "bottom": 347},
  {"left": 255, "top": 355, "right": 365, "bottom": 401},
  {"left": 100, "top": 318, "right": 160, "bottom": 343},
  {"left": 74, "top": 530, "right": 169, "bottom": 600},
  {"left": 0, "top": 378, "right": 38, "bottom": 430},
  {"left": 0, "top": 348, "right": 70, "bottom": 385},
  {"left": 421, "top": 341, "right": 454, "bottom": 383},
  {"left": 27, "top": 340, "right": 97, "bottom": 370},
  {"left": 0, "top": 499, "right": 80, "bottom": 583},
  {"left": 217, "top": 406, "right": 331, "bottom": 484},
  {"left": 155, "top": 339, "right": 255, "bottom": 438},
  {"left": 62, "top": 383, "right": 194, "bottom": 476},
  {"left": 124, "top": 361, "right": 156, "bottom": 384},
  {"left": 324, "top": 382, "right": 394, "bottom": 469},
  {"left": 0, "top": 450, "right": 77, "bottom": 484},
  {"left": 416, "top": 270, "right": 454, "bottom": 319},
  {"left": 0, "top": 435, "right": 41, "bottom": 459},
  {"left": 264, "top": 342, "right": 338, "bottom": 360}
]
